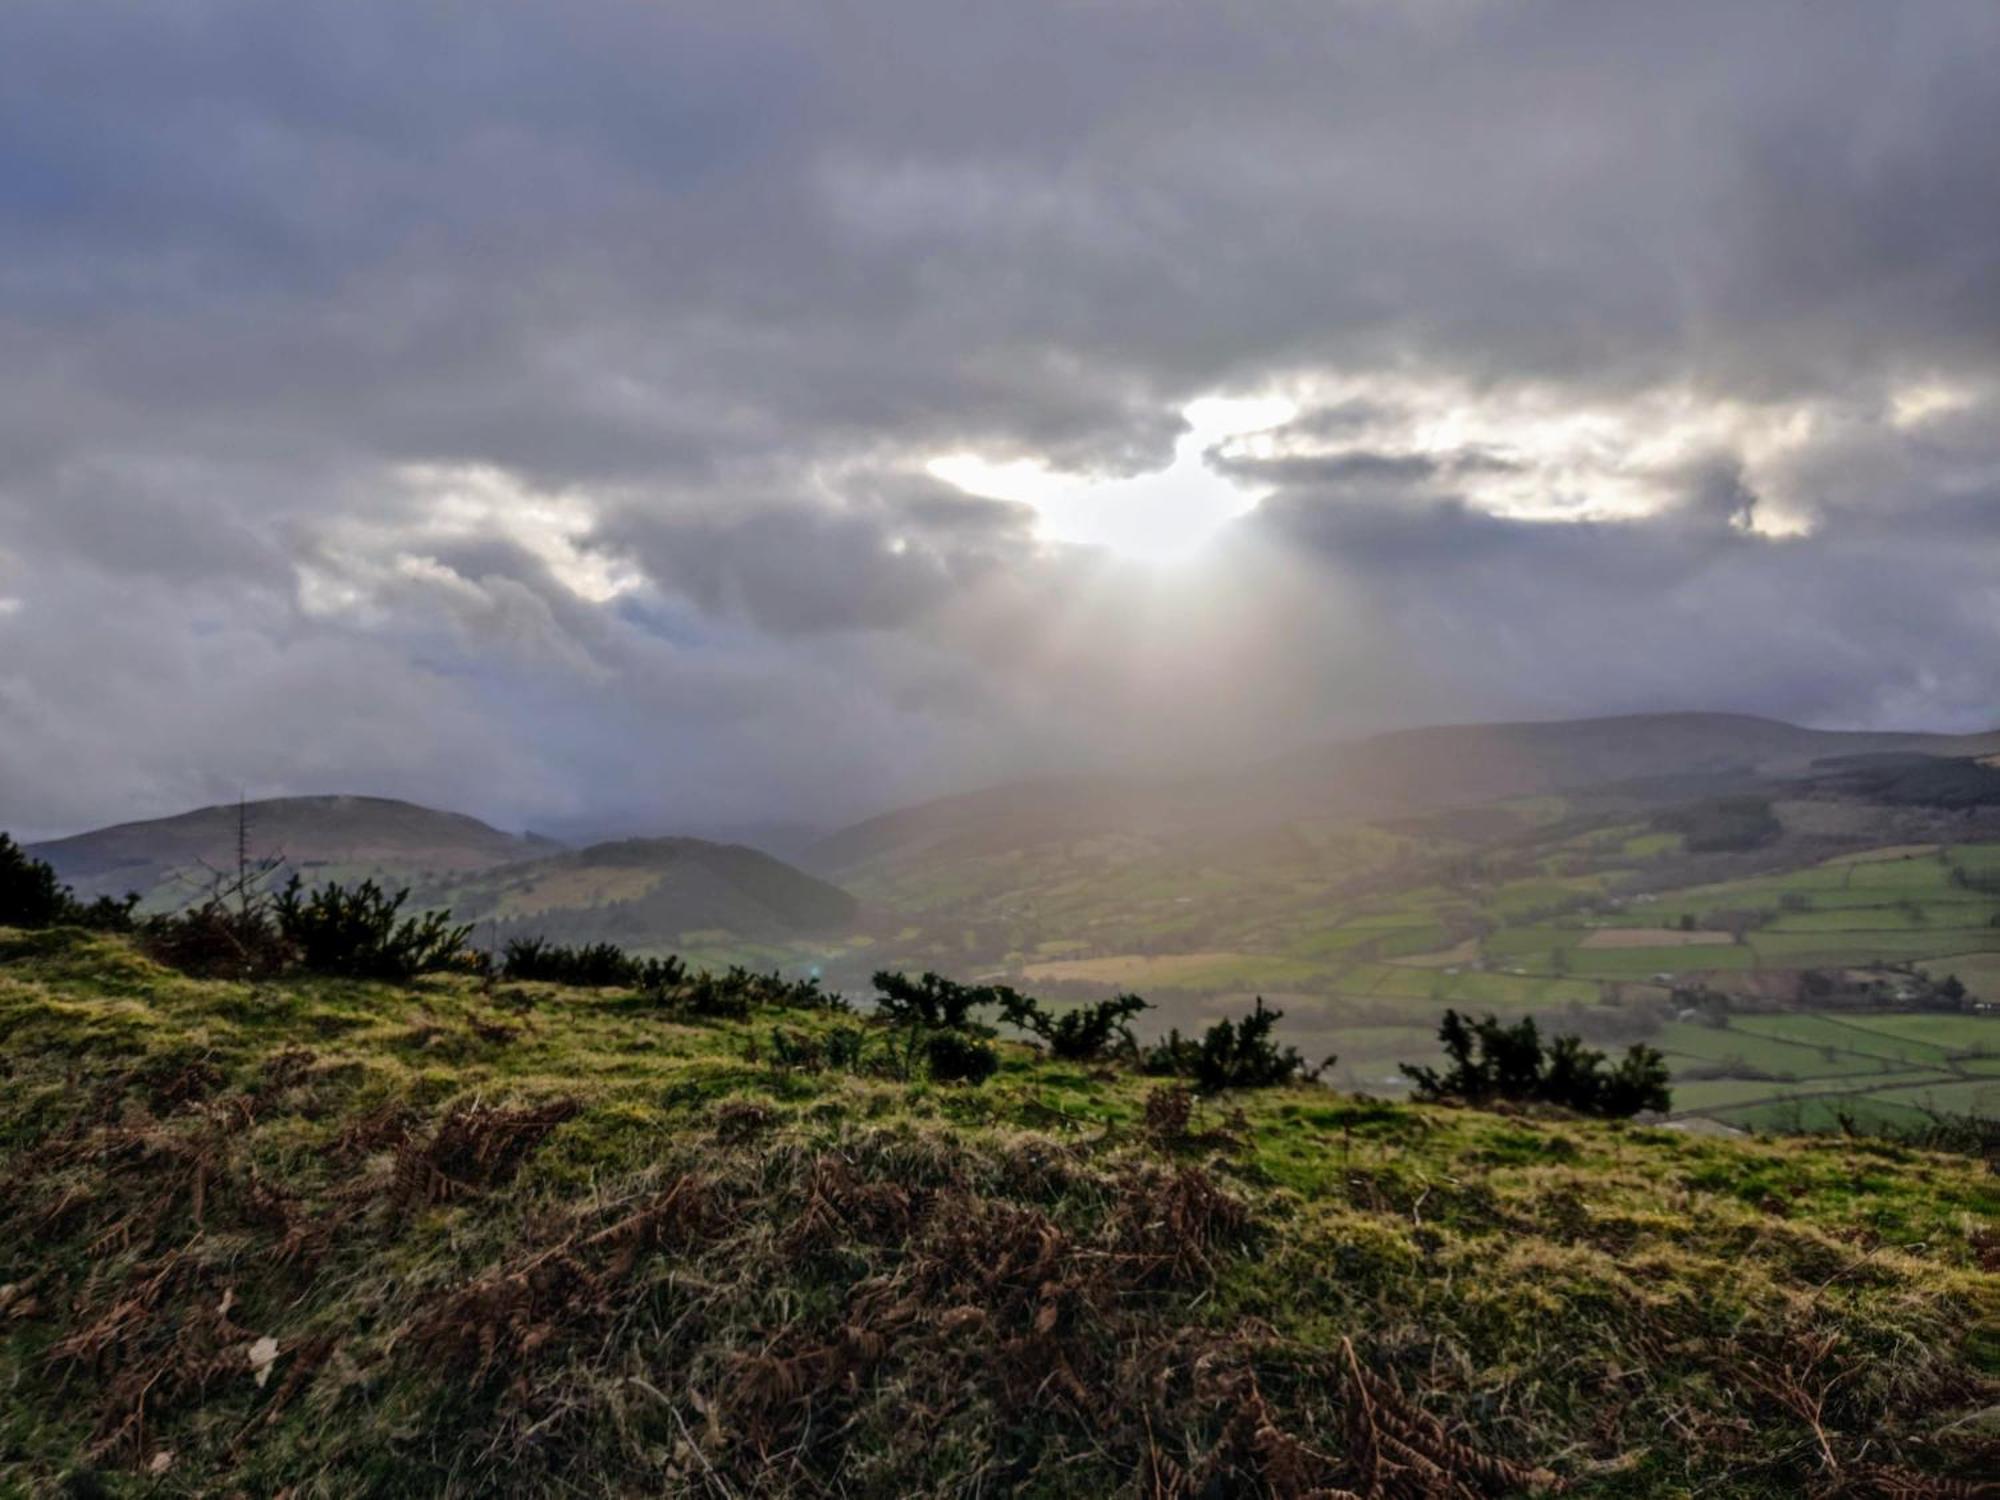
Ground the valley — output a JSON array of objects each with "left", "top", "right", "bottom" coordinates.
[{"left": 27, "top": 714, "right": 2000, "bottom": 1136}]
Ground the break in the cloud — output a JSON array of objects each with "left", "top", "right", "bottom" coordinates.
[{"left": 2, "top": 0, "right": 1998, "bottom": 838}]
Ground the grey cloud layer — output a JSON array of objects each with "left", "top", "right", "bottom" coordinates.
[{"left": 3, "top": 0, "right": 1997, "bottom": 838}]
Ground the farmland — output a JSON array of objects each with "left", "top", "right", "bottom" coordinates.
[{"left": 824, "top": 798, "right": 2000, "bottom": 1131}]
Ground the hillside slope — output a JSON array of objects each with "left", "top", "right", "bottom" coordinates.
[
  {"left": 26, "top": 801, "right": 858, "bottom": 955},
  {"left": 30, "top": 795, "right": 557, "bottom": 908},
  {"left": 809, "top": 713, "right": 2000, "bottom": 875},
  {"left": 1, "top": 928, "right": 1993, "bottom": 1497},
  {"left": 429, "top": 836, "right": 859, "bottom": 950}
]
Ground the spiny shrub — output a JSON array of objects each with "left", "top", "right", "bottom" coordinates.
[
  {"left": 872, "top": 969, "right": 1130, "bottom": 1052},
  {"left": 824, "top": 1024, "right": 870, "bottom": 1070},
  {"left": 768, "top": 1024, "right": 873, "bottom": 1074},
  {"left": 925, "top": 1030, "right": 999, "bottom": 1084},
  {"left": 872, "top": 970, "right": 1024, "bottom": 1032},
  {"left": 673, "top": 969, "right": 755, "bottom": 1019},
  {"left": 0, "top": 832, "right": 137, "bottom": 932},
  {"left": 769, "top": 1027, "right": 822, "bottom": 1071},
  {"left": 139, "top": 900, "right": 293, "bottom": 979},
  {"left": 502, "top": 937, "right": 638, "bottom": 987},
  {"left": 740, "top": 968, "right": 846, "bottom": 1012},
  {"left": 628, "top": 958, "right": 839, "bottom": 1020},
  {"left": 1401, "top": 1009, "right": 1671, "bottom": 1117},
  {"left": 1142, "top": 998, "right": 1328, "bottom": 1094},
  {"left": 1023, "top": 992, "right": 1150, "bottom": 1061},
  {"left": 634, "top": 954, "right": 690, "bottom": 998},
  {"left": 274, "top": 876, "right": 472, "bottom": 980}
]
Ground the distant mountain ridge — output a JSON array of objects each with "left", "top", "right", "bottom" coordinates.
[
  {"left": 28, "top": 796, "right": 856, "bottom": 949},
  {"left": 30, "top": 795, "right": 559, "bottom": 905},
  {"left": 805, "top": 712, "right": 2000, "bottom": 874},
  {"left": 23, "top": 713, "right": 2000, "bottom": 953}
]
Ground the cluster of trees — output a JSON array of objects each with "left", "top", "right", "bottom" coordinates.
[
  {"left": 1652, "top": 796, "right": 1782, "bottom": 854},
  {"left": 1401, "top": 1009, "right": 1671, "bottom": 1117}
]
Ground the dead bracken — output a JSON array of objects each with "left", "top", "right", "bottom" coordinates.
[{"left": 0, "top": 929, "right": 1993, "bottom": 1497}]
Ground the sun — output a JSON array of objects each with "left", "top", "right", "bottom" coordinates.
[{"left": 927, "top": 394, "right": 1296, "bottom": 564}]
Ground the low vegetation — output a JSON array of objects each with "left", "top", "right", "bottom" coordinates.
[
  {"left": 0, "top": 832, "right": 137, "bottom": 933},
  {"left": 0, "top": 925, "right": 1993, "bottom": 1496},
  {"left": 1402, "top": 1010, "right": 1673, "bottom": 1118},
  {"left": 271, "top": 876, "right": 474, "bottom": 980},
  {"left": 1142, "top": 996, "right": 1333, "bottom": 1094}
]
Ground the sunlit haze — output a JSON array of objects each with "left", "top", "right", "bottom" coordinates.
[{"left": 928, "top": 394, "right": 1298, "bottom": 563}]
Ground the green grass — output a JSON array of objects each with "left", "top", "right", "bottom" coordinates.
[
  {"left": 1655, "top": 1020, "right": 1897, "bottom": 1079},
  {"left": 1748, "top": 928, "right": 2000, "bottom": 965},
  {"left": 1826, "top": 1012, "right": 2000, "bottom": 1053},
  {"left": 1766, "top": 904, "right": 1996, "bottom": 932},
  {"left": 1715, "top": 1094, "right": 1940, "bottom": 1135},
  {"left": 2, "top": 927, "right": 1995, "bottom": 1497},
  {"left": 1729, "top": 1012, "right": 1958, "bottom": 1066},
  {"left": 1871, "top": 1076, "right": 2000, "bottom": 1116},
  {"left": 1660, "top": 1011, "right": 2000, "bottom": 1129},
  {"left": 1668, "top": 1069, "right": 1958, "bottom": 1115}
]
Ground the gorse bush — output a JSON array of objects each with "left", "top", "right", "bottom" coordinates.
[
  {"left": 0, "top": 832, "right": 137, "bottom": 932},
  {"left": 273, "top": 876, "right": 473, "bottom": 980},
  {"left": 871, "top": 970, "right": 1022, "bottom": 1032},
  {"left": 502, "top": 937, "right": 638, "bottom": 987},
  {"left": 870, "top": 972, "right": 1316, "bottom": 1091},
  {"left": 1142, "top": 997, "right": 1329, "bottom": 1094},
  {"left": 139, "top": 900, "right": 292, "bottom": 979},
  {"left": 490, "top": 936, "right": 838, "bottom": 1020},
  {"left": 924, "top": 1030, "right": 999, "bottom": 1084},
  {"left": 1018, "top": 992, "right": 1151, "bottom": 1062},
  {"left": 0, "top": 834, "right": 69, "bottom": 929},
  {"left": 134, "top": 874, "right": 473, "bottom": 982},
  {"left": 636, "top": 962, "right": 840, "bottom": 1019},
  {"left": 671, "top": 968, "right": 756, "bottom": 1019},
  {"left": 1401, "top": 1010, "right": 1671, "bottom": 1118},
  {"left": 869, "top": 970, "right": 1028, "bottom": 1086},
  {"left": 870, "top": 972, "right": 1148, "bottom": 1062},
  {"left": 634, "top": 953, "right": 690, "bottom": 998},
  {"left": 767, "top": 1024, "right": 874, "bottom": 1074}
]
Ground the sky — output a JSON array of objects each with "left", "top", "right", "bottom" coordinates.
[{"left": 3, "top": 0, "right": 1999, "bottom": 841}]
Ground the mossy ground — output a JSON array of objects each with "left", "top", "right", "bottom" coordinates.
[{"left": 1, "top": 927, "right": 1995, "bottom": 1497}]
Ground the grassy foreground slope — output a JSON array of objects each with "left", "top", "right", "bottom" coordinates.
[{"left": 2, "top": 930, "right": 1995, "bottom": 1498}]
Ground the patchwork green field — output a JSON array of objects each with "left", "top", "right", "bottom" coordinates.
[
  {"left": 832, "top": 815, "right": 2000, "bottom": 1131},
  {"left": 1652, "top": 1010, "right": 2000, "bottom": 1130}
]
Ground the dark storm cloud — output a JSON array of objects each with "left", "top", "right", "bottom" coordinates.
[{"left": 3, "top": 0, "right": 1999, "bottom": 837}]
